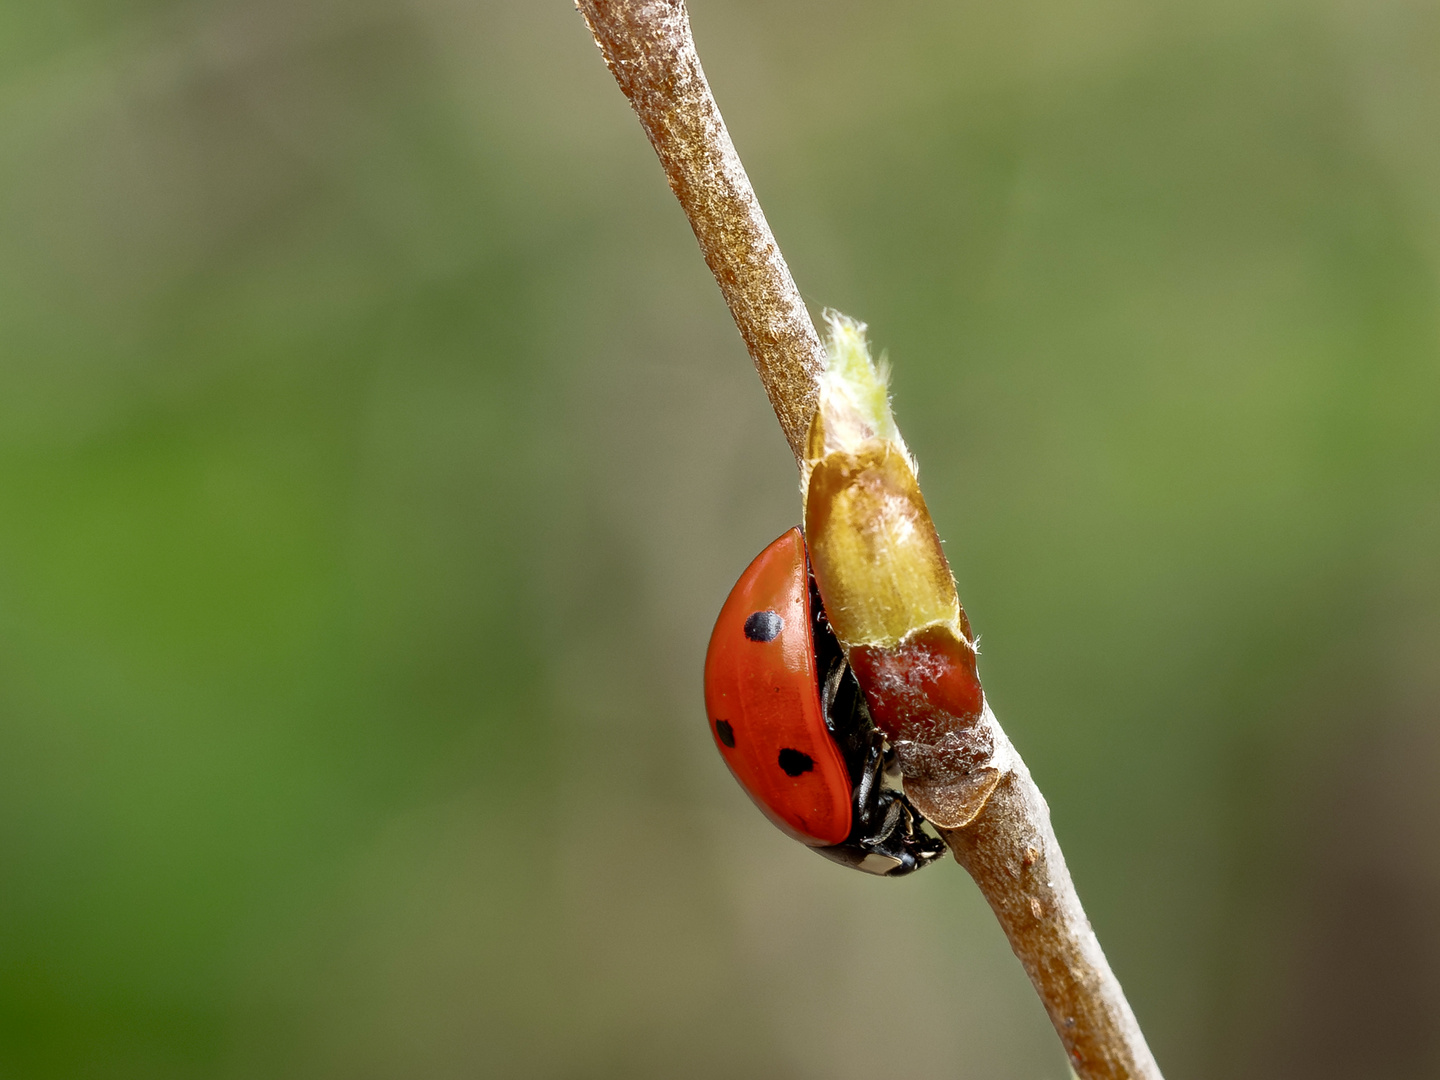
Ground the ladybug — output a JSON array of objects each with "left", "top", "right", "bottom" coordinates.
[{"left": 703, "top": 527, "right": 947, "bottom": 876}]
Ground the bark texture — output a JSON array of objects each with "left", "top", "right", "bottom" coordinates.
[
  {"left": 942, "top": 717, "right": 1163, "bottom": 1080},
  {"left": 576, "top": 0, "right": 823, "bottom": 457}
]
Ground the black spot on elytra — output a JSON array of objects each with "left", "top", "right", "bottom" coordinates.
[
  {"left": 743, "top": 610, "right": 783, "bottom": 642},
  {"left": 714, "top": 719, "right": 735, "bottom": 748},
  {"left": 778, "top": 748, "right": 814, "bottom": 777}
]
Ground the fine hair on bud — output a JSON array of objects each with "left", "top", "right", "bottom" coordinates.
[{"left": 806, "top": 311, "right": 912, "bottom": 479}]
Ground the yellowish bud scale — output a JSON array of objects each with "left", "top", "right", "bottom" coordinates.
[{"left": 802, "top": 312, "right": 998, "bottom": 828}]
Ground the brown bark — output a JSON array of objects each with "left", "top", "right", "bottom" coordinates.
[
  {"left": 576, "top": 3, "right": 1164, "bottom": 1077},
  {"left": 575, "top": 0, "right": 823, "bottom": 458},
  {"left": 942, "top": 716, "right": 1163, "bottom": 1079}
]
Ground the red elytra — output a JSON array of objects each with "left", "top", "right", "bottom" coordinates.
[{"left": 703, "top": 528, "right": 853, "bottom": 847}]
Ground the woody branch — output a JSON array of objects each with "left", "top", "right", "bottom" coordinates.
[{"left": 574, "top": 2, "right": 1163, "bottom": 1078}]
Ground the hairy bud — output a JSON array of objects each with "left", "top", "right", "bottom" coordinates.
[{"left": 802, "top": 313, "right": 1000, "bottom": 827}]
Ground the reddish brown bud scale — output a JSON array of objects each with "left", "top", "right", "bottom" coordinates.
[
  {"left": 848, "top": 631, "right": 999, "bottom": 829},
  {"left": 804, "top": 413, "right": 1001, "bottom": 827}
]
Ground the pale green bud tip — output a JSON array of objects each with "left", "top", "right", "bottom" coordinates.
[{"left": 816, "top": 309, "right": 907, "bottom": 454}]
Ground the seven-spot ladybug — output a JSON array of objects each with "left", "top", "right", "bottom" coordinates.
[{"left": 703, "top": 527, "right": 947, "bottom": 876}]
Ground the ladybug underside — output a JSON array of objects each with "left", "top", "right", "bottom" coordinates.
[{"left": 806, "top": 574, "right": 949, "bottom": 877}]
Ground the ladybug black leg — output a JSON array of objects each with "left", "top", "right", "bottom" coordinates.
[
  {"left": 858, "top": 787, "right": 947, "bottom": 867},
  {"left": 851, "top": 739, "right": 885, "bottom": 828},
  {"left": 869, "top": 796, "right": 904, "bottom": 845}
]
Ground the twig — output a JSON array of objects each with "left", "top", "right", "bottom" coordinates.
[
  {"left": 941, "top": 722, "right": 1162, "bottom": 1078},
  {"left": 575, "top": 3, "right": 1164, "bottom": 1078},
  {"left": 575, "top": 0, "right": 823, "bottom": 459}
]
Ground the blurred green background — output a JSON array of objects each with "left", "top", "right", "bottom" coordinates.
[{"left": 2, "top": 0, "right": 1438, "bottom": 1076}]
